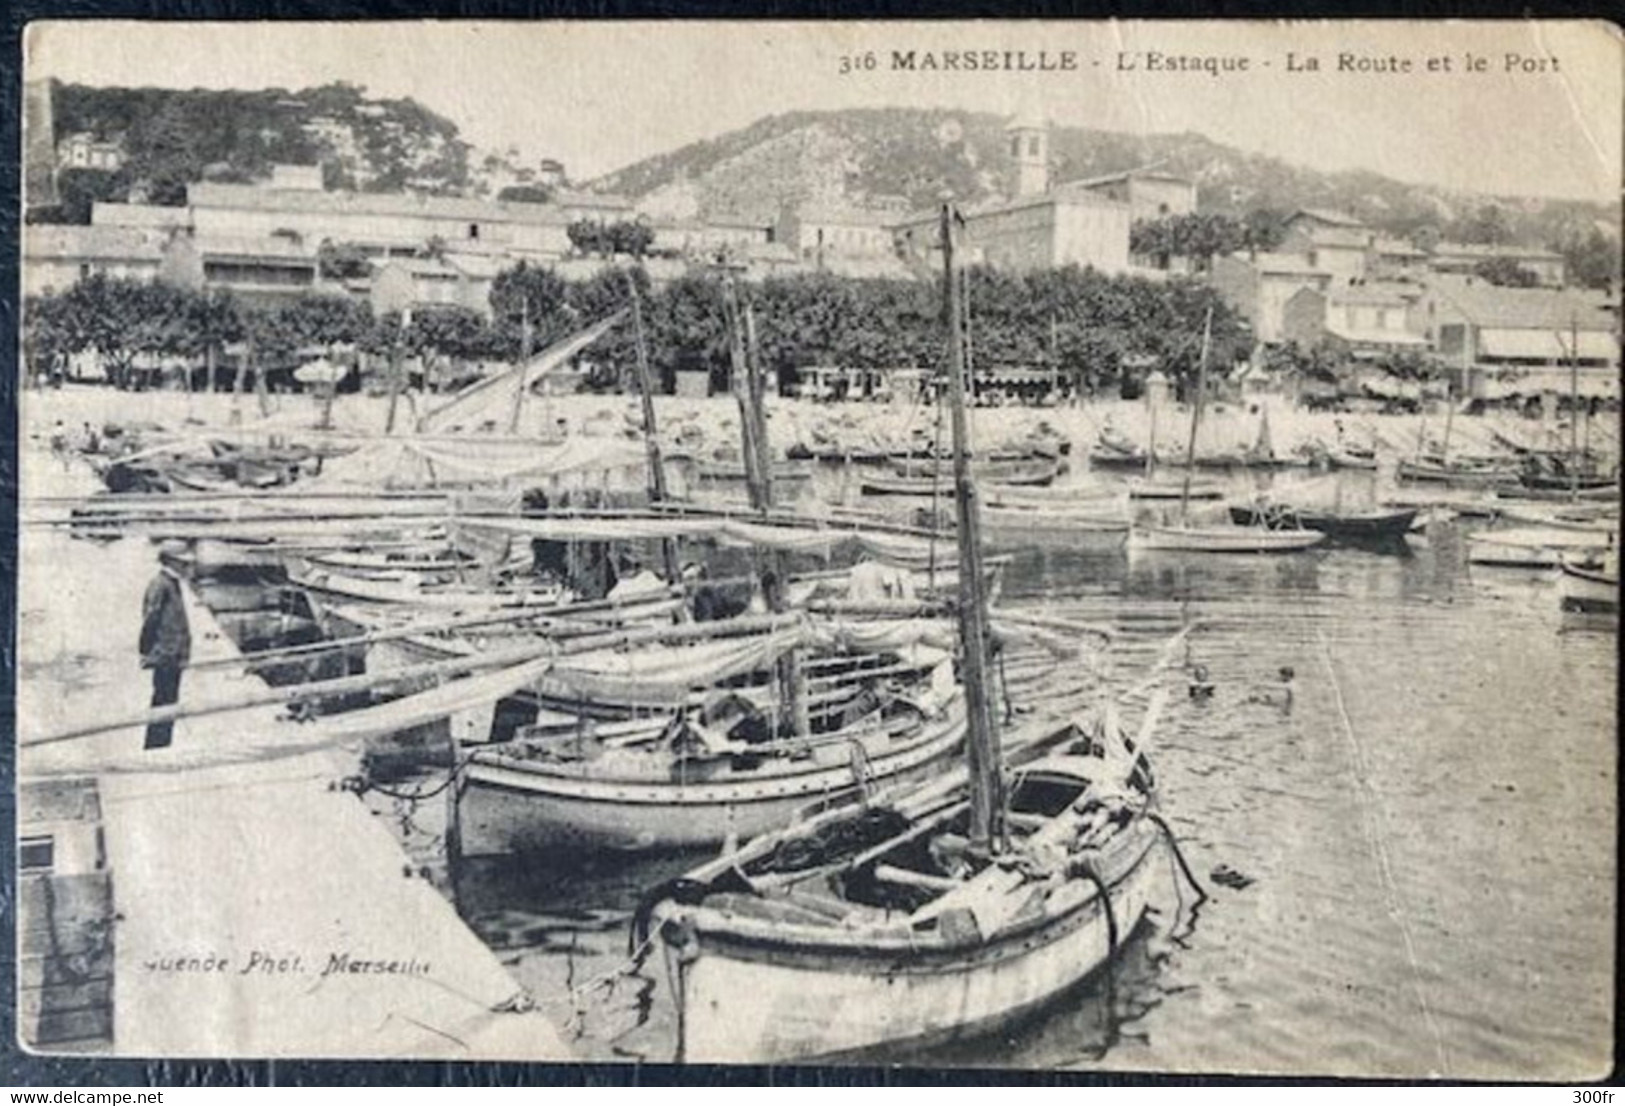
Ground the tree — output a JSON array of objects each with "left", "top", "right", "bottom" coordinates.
[
  {"left": 50, "top": 275, "right": 194, "bottom": 387},
  {"left": 1553, "top": 227, "right": 1621, "bottom": 291},
  {"left": 316, "top": 240, "right": 374, "bottom": 281},
  {"left": 1472, "top": 256, "right": 1539, "bottom": 288},
  {"left": 489, "top": 261, "right": 573, "bottom": 356},
  {"left": 567, "top": 219, "right": 604, "bottom": 256},
  {"left": 497, "top": 184, "right": 553, "bottom": 204},
  {"left": 1454, "top": 203, "right": 1512, "bottom": 246}
]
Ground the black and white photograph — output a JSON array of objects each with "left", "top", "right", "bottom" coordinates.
[{"left": 12, "top": 19, "right": 1621, "bottom": 1077}]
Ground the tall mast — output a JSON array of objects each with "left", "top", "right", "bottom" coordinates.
[
  {"left": 720, "top": 275, "right": 769, "bottom": 513},
  {"left": 627, "top": 273, "right": 683, "bottom": 589},
  {"left": 1569, "top": 313, "right": 1580, "bottom": 503},
  {"left": 1178, "top": 308, "right": 1213, "bottom": 528},
  {"left": 508, "top": 295, "right": 533, "bottom": 435},
  {"left": 941, "top": 203, "right": 1002, "bottom": 852}
]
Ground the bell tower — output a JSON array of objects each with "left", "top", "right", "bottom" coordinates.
[{"left": 1006, "top": 114, "right": 1050, "bottom": 198}]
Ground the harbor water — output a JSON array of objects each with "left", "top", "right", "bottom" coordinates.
[
  {"left": 418, "top": 467, "right": 1616, "bottom": 1079},
  {"left": 17, "top": 425, "right": 1615, "bottom": 1078}
]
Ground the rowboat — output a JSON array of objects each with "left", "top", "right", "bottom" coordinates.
[
  {"left": 644, "top": 725, "right": 1167, "bottom": 1062},
  {"left": 1227, "top": 504, "right": 1418, "bottom": 546},
  {"left": 1396, "top": 457, "right": 1520, "bottom": 487},
  {"left": 1559, "top": 556, "right": 1619, "bottom": 615},
  {"left": 1327, "top": 447, "right": 1379, "bottom": 471},
  {"left": 1129, "top": 524, "right": 1326, "bottom": 553},
  {"left": 1494, "top": 482, "right": 1620, "bottom": 504},
  {"left": 1466, "top": 526, "right": 1617, "bottom": 569},
  {"left": 456, "top": 617, "right": 974, "bottom": 855},
  {"left": 861, "top": 460, "right": 1060, "bottom": 496}
]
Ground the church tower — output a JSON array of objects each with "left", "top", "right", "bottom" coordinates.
[{"left": 1006, "top": 113, "right": 1050, "bottom": 198}]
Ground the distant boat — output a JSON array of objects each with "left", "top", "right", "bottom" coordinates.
[
  {"left": 1129, "top": 524, "right": 1325, "bottom": 553},
  {"left": 1327, "top": 446, "right": 1379, "bottom": 471},
  {"left": 1466, "top": 526, "right": 1617, "bottom": 569},
  {"left": 1396, "top": 457, "right": 1520, "bottom": 487},
  {"left": 1227, "top": 504, "right": 1418, "bottom": 547},
  {"left": 861, "top": 459, "right": 1060, "bottom": 496}
]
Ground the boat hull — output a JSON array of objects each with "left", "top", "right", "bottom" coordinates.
[
  {"left": 1130, "top": 525, "right": 1325, "bottom": 553},
  {"left": 1467, "top": 527, "right": 1616, "bottom": 569},
  {"left": 457, "top": 716, "right": 966, "bottom": 856},
  {"left": 663, "top": 818, "right": 1166, "bottom": 1064},
  {"left": 1227, "top": 506, "right": 1417, "bottom": 545}
]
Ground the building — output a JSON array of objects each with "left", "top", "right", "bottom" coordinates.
[
  {"left": 56, "top": 132, "right": 124, "bottom": 173},
  {"left": 1424, "top": 275, "right": 1619, "bottom": 400},
  {"left": 22, "top": 225, "right": 165, "bottom": 297},
  {"left": 180, "top": 173, "right": 622, "bottom": 263},
  {"left": 1428, "top": 242, "right": 1567, "bottom": 288},
  {"left": 777, "top": 204, "right": 896, "bottom": 264},
  {"left": 90, "top": 202, "right": 194, "bottom": 236},
  {"left": 893, "top": 186, "right": 1133, "bottom": 277},
  {"left": 158, "top": 233, "right": 321, "bottom": 309},
  {"left": 1006, "top": 115, "right": 1051, "bottom": 200},
  {"left": 1371, "top": 237, "right": 1430, "bottom": 279},
  {"left": 1070, "top": 169, "right": 1198, "bottom": 224},
  {"left": 1280, "top": 282, "right": 1430, "bottom": 359},
  {"left": 1279, "top": 210, "right": 1376, "bottom": 284},
  {"left": 652, "top": 215, "right": 774, "bottom": 259},
  {"left": 1210, "top": 252, "right": 1334, "bottom": 345},
  {"left": 370, "top": 256, "right": 498, "bottom": 318}
]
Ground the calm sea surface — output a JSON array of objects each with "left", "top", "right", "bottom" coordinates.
[{"left": 421, "top": 466, "right": 1618, "bottom": 1079}]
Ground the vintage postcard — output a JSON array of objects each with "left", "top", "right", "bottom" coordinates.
[{"left": 13, "top": 19, "right": 1621, "bottom": 1077}]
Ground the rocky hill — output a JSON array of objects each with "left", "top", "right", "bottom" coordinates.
[{"left": 594, "top": 107, "right": 1618, "bottom": 253}]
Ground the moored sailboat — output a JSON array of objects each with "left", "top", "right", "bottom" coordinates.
[{"left": 643, "top": 202, "right": 1191, "bottom": 1064}]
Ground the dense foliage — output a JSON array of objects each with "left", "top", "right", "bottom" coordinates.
[
  {"left": 38, "top": 81, "right": 472, "bottom": 221},
  {"left": 24, "top": 264, "right": 1249, "bottom": 396}
]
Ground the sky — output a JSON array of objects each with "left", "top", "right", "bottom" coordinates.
[{"left": 24, "top": 20, "right": 1625, "bottom": 205}]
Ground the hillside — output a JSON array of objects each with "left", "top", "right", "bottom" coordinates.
[
  {"left": 594, "top": 108, "right": 1619, "bottom": 252},
  {"left": 42, "top": 81, "right": 478, "bottom": 221}
]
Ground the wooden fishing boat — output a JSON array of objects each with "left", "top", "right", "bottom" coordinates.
[
  {"left": 1129, "top": 524, "right": 1325, "bottom": 553},
  {"left": 1559, "top": 557, "right": 1619, "bottom": 615},
  {"left": 1466, "top": 526, "right": 1617, "bottom": 569},
  {"left": 1495, "top": 503, "right": 1619, "bottom": 531},
  {"left": 645, "top": 204, "right": 1188, "bottom": 1065},
  {"left": 644, "top": 731, "right": 1166, "bottom": 1062},
  {"left": 1087, "top": 446, "right": 1150, "bottom": 471},
  {"left": 1494, "top": 482, "right": 1620, "bottom": 504},
  {"left": 861, "top": 460, "right": 1059, "bottom": 496},
  {"left": 696, "top": 460, "right": 815, "bottom": 483},
  {"left": 1227, "top": 504, "right": 1418, "bottom": 546},
  {"left": 457, "top": 617, "right": 973, "bottom": 855},
  {"left": 1396, "top": 457, "right": 1519, "bottom": 487},
  {"left": 1327, "top": 445, "right": 1379, "bottom": 471}
]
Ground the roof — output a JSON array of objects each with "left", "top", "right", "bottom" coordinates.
[
  {"left": 1304, "top": 226, "right": 1372, "bottom": 249},
  {"left": 790, "top": 206, "right": 897, "bottom": 228},
  {"left": 24, "top": 224, "right": 165, "bottom": 262},
  {"left": 193, "top": 235, "right": 316, "bottom": 262},
  {"left": 1289, "top": 208, "right": 1368, "bottom": 229},
  {"left": 1066, "top": 169, "right": 1196, "bottom": 191},
  {"left": 1479, "top": 329, "right": 1617, "bottom": 361},
  {"left": 1374, "top": 237, "right": 1427, "bottom": 258},
  {"left": 1327, "top": 284, "right": 1412, "bottom": 307},
  {"left": 1431, "top": 241, "right": 1564, "bottom": 262},
  {"left": 1247, "top": 251, "right": 1330, "bottom": 277},
  {"left": 549, "top": 188, "right": 633, "bottom": 212},
  {"left": 1429, "top": 275, "right": 1616, "bottom": 332},
  {"left": 187, "top": 182, "right": 583, "bottom": 227},
  {"left": 1325, "top": 322, "right": 1428, "bottom": 347}
]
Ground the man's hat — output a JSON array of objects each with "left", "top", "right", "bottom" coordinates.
[{"left": 156, "top": 538, "right": 189, "bottom": 561}]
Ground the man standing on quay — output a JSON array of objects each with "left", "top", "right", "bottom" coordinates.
[{"left": 140, "top": 540, "right": 192, "bottom": 750}]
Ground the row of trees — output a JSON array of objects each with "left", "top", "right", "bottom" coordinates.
[
  {"left": 24, "top": 262, "right": 1251, "bottom": 399},
  {"left": 566, "top": 219, "right": 656, "bottom": 259}
]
